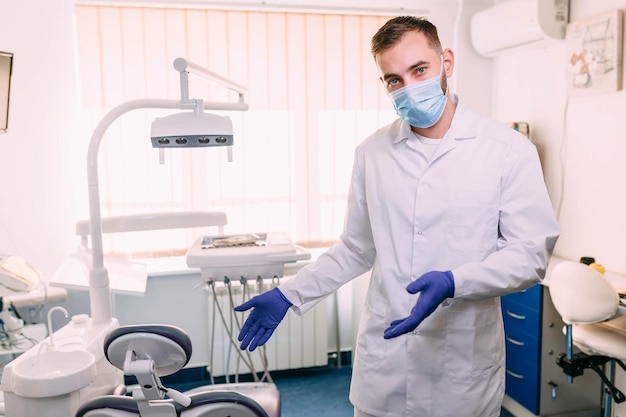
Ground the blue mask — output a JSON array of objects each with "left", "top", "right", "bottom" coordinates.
[{"left": 389, "top": 75, "right": 447, "bottom": 128}]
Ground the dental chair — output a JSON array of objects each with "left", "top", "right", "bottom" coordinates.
[
  {"left": 75, "top": 324, "right": 280, "bottom": 417},
  {"left": 549, "top": 260, "right": 626, "bottom": 417}
]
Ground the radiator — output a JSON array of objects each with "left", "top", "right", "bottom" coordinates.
[{"left": 203, "top": 276, "right": 328, "bottom": 378}]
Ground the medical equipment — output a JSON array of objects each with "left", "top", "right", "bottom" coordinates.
[
  {"left": 186, "top": 231, "right": 312, "bottom": 379},
  {"left": 1, "top": 309, "right": 123, "bottom": 417},
  {"left": 0, "top": 57, "right": 250, "bottom": 417},
  {"left": 75, "top": 324, "right": 280, "bottom": 417},
  {"left": 0, "top": 255, "right": 66, "bottom": 360},
  {"left": 0, "top": 308, "right": 27, "bottom": 345},
  {"left": 76, "top": 212, "right": 228, "bottom": 243},
  {"left": 186, "top": 232, "right": 310, "bottom": 281},
  {"left": 0, "top": 255, "right": 41, "bottom": 292},
  {"left": 151, "top": 110, "right": 233, "bottom": 148},
  {"left": 150, "top": 59, "right": 243, "bottom": 150},
  {"left": 86, "top": 57, "right": 246, "bottom": 324},
  {"left": 549, "top": 259, "right": 626, "bottom": 417},
  {"left": 57, "top": 214, "right": 318, "bottom": 379}
]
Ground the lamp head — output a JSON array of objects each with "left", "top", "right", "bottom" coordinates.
[{"left": 150, "top": 111, "right": 233, "bottom": 148}]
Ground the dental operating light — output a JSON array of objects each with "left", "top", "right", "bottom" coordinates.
[
  {"left": 87, "top": 58, "right": 248, "bottom": 324},
  {"left": 149, "top": 58, "right": 247, "bottom": 149},
  {"left": 150, "top": 111, "right": 234, "bottom": 148}
]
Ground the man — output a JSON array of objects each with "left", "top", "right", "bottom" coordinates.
[{"left": 235, "top": 16, "right": 559, "bottom": 417}]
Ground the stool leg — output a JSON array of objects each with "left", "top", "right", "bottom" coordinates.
[{"left": 603, "top": 361, "right": 616, "bottom": 417}]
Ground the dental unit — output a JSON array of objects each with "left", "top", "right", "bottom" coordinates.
[{"left": 0, "top": 57, "right": 301, "bottom": 417}]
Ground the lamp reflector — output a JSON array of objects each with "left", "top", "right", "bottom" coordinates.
[{"left": 150, "top": 111, "right": 234, "bottom": 148}]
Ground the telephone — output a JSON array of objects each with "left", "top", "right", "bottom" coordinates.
[{"left": 0, "top": 255, "right": 42, "bottom": 292}]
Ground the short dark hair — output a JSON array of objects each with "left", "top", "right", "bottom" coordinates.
[{"left": 371, "top": 16, "right": 443, "bottom": 57}]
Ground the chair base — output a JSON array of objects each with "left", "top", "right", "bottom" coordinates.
[{"left": 557, "top": 352, "right": 626, "bottom": 404}]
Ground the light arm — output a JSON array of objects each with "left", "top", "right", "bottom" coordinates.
[{"left": 88, "top": 98, "right": 248, "bottom": 324}]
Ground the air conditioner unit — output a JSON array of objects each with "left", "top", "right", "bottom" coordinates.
[{"left": 471, "top": 0, "right": 570, "bottom": 57}]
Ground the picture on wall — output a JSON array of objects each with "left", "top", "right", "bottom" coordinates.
[
  {"left": 566, "top": 9, "right": 623, "bottom": 96},
  {"left": 0, "top": 51, "right": 13, "bottom": 133}
]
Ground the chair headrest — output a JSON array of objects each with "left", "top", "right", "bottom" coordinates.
[
  {"left": 548, "top": 260, "right": 619, "bottom": 324},
  {"left": 104, "top": 324, "right": 192, "bottom": 376}
]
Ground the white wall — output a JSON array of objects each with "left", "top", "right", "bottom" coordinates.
[
  {"left": 0, "top": 0, "right": 83, "bottom": 276},
  {"left": 491, "top": 0, "right": 626, "bottom": 271},
  {"left": 429, "top": 0, "right": 495, "bottom": 114}
]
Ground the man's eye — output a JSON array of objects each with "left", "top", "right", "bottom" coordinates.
[{"left": 416, "top": 67, "right": 426, "bottom": 74}]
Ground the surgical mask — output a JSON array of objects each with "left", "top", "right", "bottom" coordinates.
[{"left": 388, "top": 70, "right": 447, "bottom": 128}]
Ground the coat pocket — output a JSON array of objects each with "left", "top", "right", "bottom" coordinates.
[
  {"left": 446, "top": 188, "right": 499, "bottom": 252},
  {"left": 443, "top": 301, "right": 503, "bottom": 381}
]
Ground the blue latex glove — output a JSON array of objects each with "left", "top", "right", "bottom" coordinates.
[
  {"left": 384, "top": 270, "right": 455, "bottom": 339},
  {"left": 234, "top": 287, "right": 292, "bottom": 351}
]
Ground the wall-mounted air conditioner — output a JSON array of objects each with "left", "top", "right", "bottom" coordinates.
[{"left": 471, "top": 0, "right": 570, "bottom": 57}]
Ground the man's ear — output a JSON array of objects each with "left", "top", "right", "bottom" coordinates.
[{"left": 442, "top": 48, "right": 454, "bottom": 78}]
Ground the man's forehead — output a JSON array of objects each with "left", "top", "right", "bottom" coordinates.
[{"left": 376, "top": 37, "right": 437, "bottom": 75}]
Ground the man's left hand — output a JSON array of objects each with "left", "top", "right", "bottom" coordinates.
[{"left": 384, "top": 270, "right": 455, "bottom": 339}]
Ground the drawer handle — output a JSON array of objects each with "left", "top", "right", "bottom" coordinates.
[
  {"left": 506, "top": 309, "right": 526, "bottom": 320},
  {"left": 506, "top": 369, "right": 524, "bottom": 379},
  {"left": 506, "top": 336, "right": 525, "bottom": 346}
]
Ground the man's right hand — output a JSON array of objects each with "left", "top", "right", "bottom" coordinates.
[{"left": 234, "top": 287, "right": 292, "bottom": 351}]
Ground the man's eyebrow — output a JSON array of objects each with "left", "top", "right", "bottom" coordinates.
[
  {"left": 382, "top": 73, "right": 400, "bottom": 82},
  {"left": 382, "top": 60, "right": 429, "bottom": 82}
]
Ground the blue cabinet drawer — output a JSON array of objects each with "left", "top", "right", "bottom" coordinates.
[
  {"left": 504, "top": 320, "right": 541, "bottom": 410},
  {"left": 505, "top": 355, "right": 540, "bottom": 415},
  {"left": 503, "top": 284, "right": 542, "bottom": 310},
  {"left": 501, "top": 297, "right": 541, "bottom": 337},
  {"left": 501, "top": 284, "right": 544, "bottom": 415},
  {"left": 504, "top": 325, "right": 540, "bottom": 368}
]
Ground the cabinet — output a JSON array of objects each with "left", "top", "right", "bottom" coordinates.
[{"left": 501, "top": 284, "right": 602, "bottom": 416}]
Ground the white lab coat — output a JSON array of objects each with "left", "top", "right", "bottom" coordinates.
[{"left": 279, "top": 97, "right": 560, "bottom": 417}]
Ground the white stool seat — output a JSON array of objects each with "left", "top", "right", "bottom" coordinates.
[
  {"left": 549, "top": 259, "right": 626, "bottom": 416},
  {"left": 573, "top": 316, "right": 626, "bottom": 359},
  {"left": 549, "top": 261, "right": 619, "bottom": 324},
  {"left": 550, "top": 261, "right": 625, "bottom": 360}
]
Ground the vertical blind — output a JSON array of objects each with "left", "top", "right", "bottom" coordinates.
[{"left": 74, "top": 5, "right": 397, "bottom": 256}]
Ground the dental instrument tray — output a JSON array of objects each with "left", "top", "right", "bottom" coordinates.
[{"left": 186, "top": 232, "right": 310, "bottom": 280}]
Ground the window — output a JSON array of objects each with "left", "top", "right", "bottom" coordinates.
[{"left": 74, "top": 5, "right": 397, "bottom": 257}]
